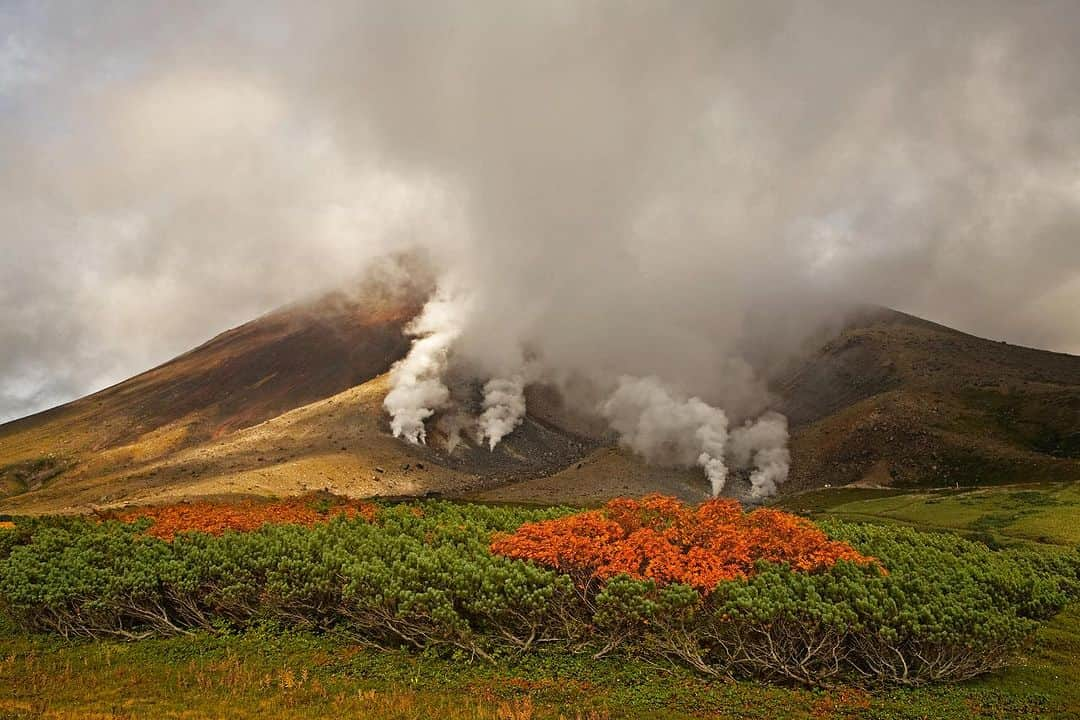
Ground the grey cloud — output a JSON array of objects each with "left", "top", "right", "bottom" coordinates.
[{"left": 2, "top": 1, "right": 1080, "bottom": 422}]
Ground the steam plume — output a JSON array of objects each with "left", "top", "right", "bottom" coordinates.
[
  {"left": 7, "top": 2, "right": 1080, "bottom": 501},
  {"left": 383, "top": 294, "right": 464, "bottom": 444},
  {"left": 599, "top": 376, "right": 730, "bottom": 496},
  {"left": 728, "top": 412, "right": 791, "bottom": 499},
  {"left": 478, "top": 375, "right": 526, "bottom": 450},
  {"left": 437, "top": 411, "right": 473, "bottom": 454}
]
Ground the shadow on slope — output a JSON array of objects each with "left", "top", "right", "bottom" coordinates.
[{"left": 779, "top": 308, "right": 1080, "bottom": 491}]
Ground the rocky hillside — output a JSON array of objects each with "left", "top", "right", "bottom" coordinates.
[{"left": 779, "top": 309, "right": 1080, "bottom": 491}]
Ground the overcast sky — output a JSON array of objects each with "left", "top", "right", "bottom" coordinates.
[{"left": 2, "top": 1, "right": 1080, "bottom": 424}]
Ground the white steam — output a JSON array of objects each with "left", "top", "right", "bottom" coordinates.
[
  {"left": 599, "top": 376, "right": 730, "bottom": 496},
  {"left": 598, "top": 376, "right": 790, "bottom": 498},
  {"left": 383, "top": 295, "right": 463, "bottom": 444},
  {"left": 729, "top": 412, "right": 791, "bottom": 499},
  {"left": 385, "top": 295, "right": 532, "bottom": 451},
  {"left": 478, "top": 375, "right": 527, "bottom": 450},
  {"left": 386, "top": 328, "right": 789, "bottom": 497},
  {"left": 437, "top": 412, "right": 473, "bottom": 454}
]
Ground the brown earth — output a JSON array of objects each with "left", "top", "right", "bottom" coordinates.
[
  {"left": 778, "top": 308, "right": 1080, "bottom": 493},
  {"left": 0, "top": 291, "right": 1077, "bottom": 515}
]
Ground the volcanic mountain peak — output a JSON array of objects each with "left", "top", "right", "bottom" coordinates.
[{"left": 1, "top": 298, "right": 1077, "bottom": 515}]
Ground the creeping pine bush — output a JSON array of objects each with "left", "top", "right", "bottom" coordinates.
[
  {"left": 0, "top": 498, "right": 1076, "bottom": 686},
  {"left": 490, "top": 495, "right": 881, "bottom": 591}
]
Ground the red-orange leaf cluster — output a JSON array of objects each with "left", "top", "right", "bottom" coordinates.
[
  {"left": 120, "top": 496, "right": 376, "bottom": 541},
  {"left": 490, "top": 495, "right": 880, "bottom": 592}
]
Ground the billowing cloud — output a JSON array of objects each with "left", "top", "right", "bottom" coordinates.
[{"left": 2, "top": 1, "right": 1080, "bottom": 425}]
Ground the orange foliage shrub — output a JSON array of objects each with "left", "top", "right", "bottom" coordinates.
[
  {"left": 120, "top": 496, "right": 377, "bottom": 540},
  {"left": 490, "top": 494, "right": 880, "bottom": 593}
]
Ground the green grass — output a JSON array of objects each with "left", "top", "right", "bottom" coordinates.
[
  {"left": 772, "top": 487, "right": 908, "bottom": 515},
  {"left": 2, "top": 609, "right": 1077, "bottom": 720},
  {"left": 781, "top": 481, "right": 1080, "bottom": 546}
]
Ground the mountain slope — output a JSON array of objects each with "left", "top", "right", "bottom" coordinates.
[
  {"left": 0, "top": 284, "right": 631, "bottom": 513},
  {"left": 778, "top": 308, "right": 1080, "bottom": 491},
  {"left": 1, "top": 298, "right": 1077, "bottom": 514},
  {"left": 0, "top": 287, "right": 417, "bottom": 500}
]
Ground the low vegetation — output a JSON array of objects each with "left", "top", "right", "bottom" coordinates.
[
  {"left": 117, "top": 496, "right": 377, "bottom": 540},
  {"left": 0, "top": 455, "right": 73, "bottom": 500},
  {"left": 1, "top": 495, "right": 1077, "bottom": 692},
  {"left": 490, "top": 495, "right": 879, "bottom": 591},
  {"left": 781, "top": 482, "right": 1080, "bottom": 546},
  {"left": 2, "top": 486, "right": 1079, "bottom": 718},
  {"left": 4, "top": 609, "right": 1078, "bottom": 720}
]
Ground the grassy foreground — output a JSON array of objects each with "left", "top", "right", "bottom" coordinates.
[
  {"left": 2, "top": 484, "right": 1078, "bottom": 720},
  {"left": 1, "top": 607, "right": 1078, "bottom": 720}
]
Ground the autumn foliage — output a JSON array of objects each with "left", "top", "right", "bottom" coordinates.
[
  {"left": 490, "top": 494, "right": 880, "bottom": 592},
  {"left": 119, "top": 496, "right": 377, "bottom": 540}
]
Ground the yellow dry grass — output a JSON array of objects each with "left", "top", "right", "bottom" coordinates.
[{"left": 0, "top": 375, "right": 461, "bottom": 514}]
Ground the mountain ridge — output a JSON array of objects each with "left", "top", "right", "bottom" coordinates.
[{"left": 1, "top": 295, "right": 1077, "bottom": 514}]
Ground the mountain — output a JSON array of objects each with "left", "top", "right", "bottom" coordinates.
[
  {"left": 0, "top": 278, "right": 645, "bottom": 514},
  {"left": 1, "top": 292, "right": 1077, "bottom": 515},
  {"left": 779, "top": 308, "right": 1080, "bottom": 492}
]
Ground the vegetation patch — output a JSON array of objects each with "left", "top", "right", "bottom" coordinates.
[
  {"left": 4, "top": 613, "right": 1079, "bottom": 720},
  {"left": 0, "top": 497, "right": 1077, "bottom": 689},
  {"left": 959, "top": 388, "right": 1080, "bottom": 459},
  {"left": 805, "top": 482, "right": 1080, "bottom": 546},
  {"left": 490, "top": 495, "right": 879, "bottom": 592},
  {"left": 116, "top": 495, "right": 378, "bottom": 540},
  {"left": 0, "top": 455, "right": 74, "bottom": 498}
]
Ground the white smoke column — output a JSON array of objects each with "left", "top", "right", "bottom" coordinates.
[
  {"left": 728, "top": 411, "right": 791, "bottom": 499},
  {"left": 383, "top": 294, "right": 464, "bottom": 444},
  {"left": 445, "top": 421, "right": 462, "bottom": 453},
  {"left": 437, "top": 412, "right": 473, "bottom": 454},
  {"left": 599, "top": 375, "right": 730, "bottom": 495},
  {"left": 478, "top": 375, "right": 526, "bottom": 450}
]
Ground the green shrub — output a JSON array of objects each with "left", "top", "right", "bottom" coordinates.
[{"left": 0, "top": 501, "right": 1075, "bottom": 687}]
